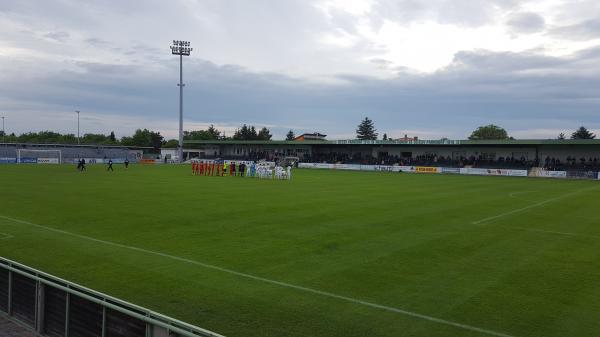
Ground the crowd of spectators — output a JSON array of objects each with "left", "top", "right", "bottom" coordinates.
[
  {"left": 544, "top": 156, "right": 600, "bottom": 171},
  {"left": 306, "top": 152, "right": 536, "bottom": 169},
  {"left": 198, "top": 149, "right": 600, "bottom": 172},
  {"left": 305, "top": 152, "right": 600, "bottom": 172}
]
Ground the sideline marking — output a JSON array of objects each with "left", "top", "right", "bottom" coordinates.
[
  {"left": 473, "top": 187, "right": 598, "bottom": 225},
  {"left": 0, "top": 214, "right": 514, "bottom": 337},
  {"left": 0, "top": 232, "right": 13, "bottom": 240}
]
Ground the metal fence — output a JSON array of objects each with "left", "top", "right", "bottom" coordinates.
[{"left": 0, "top": 257, "right": 224, "bottom": 337}]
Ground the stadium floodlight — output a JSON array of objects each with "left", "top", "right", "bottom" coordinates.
[
  {"left": 75, "top": 110, "right": 80, "bottom": 145},
  {"left": 170, "top": 40, "right": 193, "bottom": 163}
]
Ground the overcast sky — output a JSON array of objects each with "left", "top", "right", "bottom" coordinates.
[{"left": 1, "top": 0, "right": 600, "bottom": 140}]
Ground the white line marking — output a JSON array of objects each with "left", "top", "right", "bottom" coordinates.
[
  {"left": 508, "top": 191, "right": 535, "bottom": 201},
  {"left": 473, "top": 187, "right": 598, "bottom": 225},
  {"left": 0, "top": 214, "right": 514, "bottom": 337},
  {"left": 0, "top": 232, "right": 13, "bottom": 240},
  {"left": 497, "top": 225, "right": 600, "bottom": 240}
]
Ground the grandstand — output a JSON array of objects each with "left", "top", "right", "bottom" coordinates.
[
  {"left": 174, "top": 138, "right": 600, "bottom": 172},
  {"left": 0, "top": 143, "right": 148, "bottom": 164}
]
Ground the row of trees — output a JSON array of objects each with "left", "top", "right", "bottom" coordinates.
[
  {"left": 0, "top": 131, "right": 120, "bottom": 145},
  {"left": 0, "top": 124, "right": 276, "bottom": 148},
  {"left": 0, "top": 121, "right": 595, "bottom": 146},
  {"left": 355, "top": 118, "right": 596, "bottom": 140}
]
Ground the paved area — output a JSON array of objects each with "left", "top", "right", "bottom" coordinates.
[{"left": 0, "top": 315, "right": 39, "bottom": 337}]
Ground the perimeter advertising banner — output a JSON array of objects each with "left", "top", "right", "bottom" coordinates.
[
  {"left": 19, "top": 157, "right": 38, "bottom": 164},
  {"left": 37, "top": 158, "right": 59, "bottom": 164},
  {"left": 538, "top": 170, "right": 567, "bottom": 178},
  {"left": 0, "top": 157, "right": 17, "bottom": 164},
  {"left": 415, "top": 166, "right": 440, "bottom": 173},
  {"left": 441, "top": 167, "right": 461, "bottom": 174},
  {"left": 459, "top": 168, "right": 528, "bottom": 177}
]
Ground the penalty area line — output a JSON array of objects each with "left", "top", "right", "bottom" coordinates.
[
  {"left": 0, "top": 214, "right": 514, "bottom": 337},
  {"left": 0, "top": 232, "right": 14, "bottom": 240},
  {"left": 473, "top": 186, "right": 599, "bottom": 225},
  {"left": 497, "top": 225, "right": 600, "bottom": 240}
]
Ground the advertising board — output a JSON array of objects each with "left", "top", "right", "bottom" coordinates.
[
  {"left": 441, "top": 167, "right": 460, "bottom": 174},
  {"left": 460, "top": 168, "right": 527, "bottom": 177},
  {"left": 415, "top": 166, "right": 440, "bottom": 173},
  {"left": 37, "top": 158, "right": 59, "bottom": 164},
  {"left": 538, "top": 170, "right": 567, "bottom": 178}
]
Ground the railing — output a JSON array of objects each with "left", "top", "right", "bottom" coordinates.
[{"left": 0, "top": 256, "right": 225, "bottom": 337}]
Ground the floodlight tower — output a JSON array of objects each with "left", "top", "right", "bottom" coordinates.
[
  {"left": 170, "top": 40, "right": 192, "bottom": 163},
  {"left": 75, "top": 110, "right": 80, "bottom": 144}
]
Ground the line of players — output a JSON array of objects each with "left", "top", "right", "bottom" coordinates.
[{"left": 192, "top": 161, "right": 291, "bottom": 180}]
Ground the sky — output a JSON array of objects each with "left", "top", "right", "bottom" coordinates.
[{"left": 1, "top": 0, "right": 600, "bottom": 140}]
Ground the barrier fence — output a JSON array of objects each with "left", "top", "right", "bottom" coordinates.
[
  {"left": 0, "top": 257, "right": 224, "bottom": 337},
  {"left": 298, "top": 163, "right": 599, "bottom": 180}
]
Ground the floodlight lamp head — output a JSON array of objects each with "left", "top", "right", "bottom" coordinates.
[{"left": 170, "top": 40, "right": 192, "bottom": 56}]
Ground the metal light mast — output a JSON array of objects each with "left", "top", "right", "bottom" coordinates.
[
  {"left": 170, "top": 40, "right": 192, "bottom": 163},
  {"left": 75, "top": 110, "right": 80, "bottom": 144}
]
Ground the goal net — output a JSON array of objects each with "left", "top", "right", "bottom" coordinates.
[{"left": 17, "top": 149, "right": 62, "bottom": 164}]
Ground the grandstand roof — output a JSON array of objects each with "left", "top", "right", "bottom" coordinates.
[
  {"left": 0, "top": 142, "right": 153, "bottom": 149},
  {"left": 184, "top": 139, "right": 600, "bottom": 146}
]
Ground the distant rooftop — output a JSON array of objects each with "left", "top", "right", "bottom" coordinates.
[{"left": 294, "top": 132, "right": 327, "bottom": 141}]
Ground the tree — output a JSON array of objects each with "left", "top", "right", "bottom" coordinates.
[
  {"left": 557, "top": 133, "right": 566, "bottom": 140},
  {"left": 571, "top": 126, "right": 596, "bottom": 139},
  {"left": 257, "top": 127, "right": 272, "bottom": 140},
  {"left": 233, "top": 124, "right": 249, "bottom": 140},
  {"left": 206, "top": 125, "right": 221, "bottom": 139},
  {"left": 163, "top": 139, "right": 179, "bottom": 148},
  {"left": 121, "top": 129, "right": 164, "bottom": 148},
  {"left": 382, "top": 133, "right": 388, "bottom": 141},
  {"left": 232, "top": 124, "right": 270, "bottom": 140},
  {"left": 356, "top": 117, "right": 378, "bottom": 140},
  {"left": 468, "top": 124, "right": 509, "bottom": 140},
  {"left": 81, "top": 133, "right": 118, "bottom": 144},
  {"left": 184, "top": 125, "right": 221, "bottom": 141},
  {"left": 109, "top": 131, "right": 116, "bottom": 142},
  {"left": 286, "top": 130, "right": 295, "bottom": 141}
]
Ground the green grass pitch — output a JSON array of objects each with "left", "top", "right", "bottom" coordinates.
[{"left": 1, "top": 164, "right": 600, "bottom": 337}]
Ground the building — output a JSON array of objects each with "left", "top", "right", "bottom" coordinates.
[
  {"left": 294, "top": 133, "right": 327, "bottom": 141},
  {"left": 174, "top": 138, "right": 600, "bottom": 170}
]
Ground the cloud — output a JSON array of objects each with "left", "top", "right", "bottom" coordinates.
[
  {"left": 1, "top": 0, "right": 600, "bottom": 140},
  {"left": 550, "top": 19, "right": 600, "bottom": 41},
  {"left": 43, "top": 31, "right": 70, "bottom": 42},
  {"left": 506, "top": 12, "right": 545, "bottom": 34}
]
